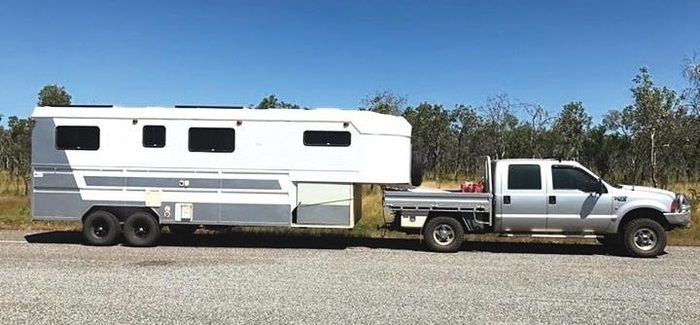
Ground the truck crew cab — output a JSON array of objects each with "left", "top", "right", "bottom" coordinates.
[{"left": 385, "top": 157, "right": 692, "bottom": 257}]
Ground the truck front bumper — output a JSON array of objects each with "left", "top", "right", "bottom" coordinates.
[{"left": 664, "top": 211, "right": 692, "bottom": 228}]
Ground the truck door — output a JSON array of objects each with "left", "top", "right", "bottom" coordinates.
[
  {"left": 497, "top": 163, "right": 547, "bottom": 232},
  {"left": 545, "top": 164, "right": 613, "bottom": 233}
]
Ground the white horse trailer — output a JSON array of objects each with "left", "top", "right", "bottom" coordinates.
[{"left": 31, "top": 105, "right": 412, "bottom": 246}]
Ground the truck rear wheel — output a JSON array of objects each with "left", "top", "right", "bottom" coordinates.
[
  {"left": 423, "top": 217, "right": 464, "bottom": 253},
  {"left": 621, "top": 218, "right": 666, "bottom": 258},
  {"left": 123, "top": 212, "right": 161, "bottom": 247},
  {"left": 82, "top": 210, "right": 121, "bottom": 246}
]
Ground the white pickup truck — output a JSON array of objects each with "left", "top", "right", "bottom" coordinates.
[{"left": 384, "top": 157, "right": 692, "bottom": 257}]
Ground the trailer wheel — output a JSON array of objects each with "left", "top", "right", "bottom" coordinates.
[
  {"left": 82, "top": 210, "right": 121, "bottom": 246},
  {"left": 123, "top": 212, "right": 161, "bottom": 247},
  {"left": 423, "top": 217, "right": 464, "bottom": 253},
  {"left": 168, "top": 224, "right": 198, "bottom": 235},
  {"left": 621, "top": 218, "right": 666, "bottom": 258}
]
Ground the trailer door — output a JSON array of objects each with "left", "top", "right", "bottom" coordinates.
[{"left": 295, "top": 183, "right": 354, "bottom": 227}]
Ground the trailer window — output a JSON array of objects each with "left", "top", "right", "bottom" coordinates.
[
  {"left": 507, "top": 164, "right": 541, "bottom": 190},
  {"left": 142, "top": 125, "right": 166, "bottom": 148},
  {"left": 55, "top": 126, "right": 100, "bottom": 150},
  {"left": 188, "top": 128, "right": 235, "bottom": 152},
  {"left": 303, "top": 131, "right": 351, "bottom": 147}
]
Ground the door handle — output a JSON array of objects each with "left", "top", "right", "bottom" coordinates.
[
  {"left": 503, "top": 195, "right": 511, "bottom": 205},
  {"left": 549, "top": 195, "right": 556, "bottom": 204}
]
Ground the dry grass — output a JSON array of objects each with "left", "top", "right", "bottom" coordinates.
[{"left": 0, "top": 171, "right": 28, "bottom": 195}]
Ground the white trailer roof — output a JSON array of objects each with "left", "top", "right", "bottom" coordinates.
[{"left": 32, "top": 106, "right": 411, "bottom": 136}]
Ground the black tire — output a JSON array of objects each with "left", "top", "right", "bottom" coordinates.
[
  {"left": 168, "top": 224, "right": 199, "bottom": 235},
  {"left": 411, "top": 153, "right": 424, "bottom": 187},
  {"left": 123, "top": 212, "right": 161, "bottom": 247},
  {"left": 82, "top": 210, "right": 121, "bottom": 246},
  {"left": 422, "top": 217, "right": 464, "bottom": 253},
  {"left": 621, "top": 218, "right": 667, "bottom": 258}
]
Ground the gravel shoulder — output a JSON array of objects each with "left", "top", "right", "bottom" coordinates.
[{"left": 1, "top": 230, "right": 699, "bottom": 324}]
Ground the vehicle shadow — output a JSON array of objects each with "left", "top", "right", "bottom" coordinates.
[{"left": 23, "top": 230, "right": 621, "bottom": 256}]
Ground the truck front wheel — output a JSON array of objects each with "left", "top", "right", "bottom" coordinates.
[
  {"left": 621, "top": 218, "right": 667, "bottom": 258},
  {"left": 423, "top": 217, "right": 464, "bottom": 253}
]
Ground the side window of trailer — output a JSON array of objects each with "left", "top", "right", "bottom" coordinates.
[
  {"left": 55, "top": 126, "right": 100, "bottom": 150},
  {"left": 142, "top": 125, "right": 166, "bottom": 148},
  {"left": 188, "top": 127, "right": 235, "bottom": 152},
  {"left": 303, "top": 131, "right": 351, "bottom": 147}
]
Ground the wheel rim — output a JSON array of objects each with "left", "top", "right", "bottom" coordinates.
[
  {"left": 132, "top": 221, "right": 150, "bottom": 239},
  {"left": 92, "top": 219, "right": 109, "bottom": 238},
  {"left": 633, "top": 227, "right": 657, "bottom": 251},
  {"left": 432, "top": 224, "right": 455, "bottom": 246}
]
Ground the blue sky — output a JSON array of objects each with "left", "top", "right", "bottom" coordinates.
[{"left": 0, "top": 0, "right": 698, "bottom": 120}]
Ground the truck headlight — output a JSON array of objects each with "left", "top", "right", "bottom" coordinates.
[{"left": 672, "top": 194, "right": 691, "bottom": 213}]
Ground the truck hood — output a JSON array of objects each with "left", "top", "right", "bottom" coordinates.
[{"left": 617, "top": 185, "right": 675, "bottom": 199}]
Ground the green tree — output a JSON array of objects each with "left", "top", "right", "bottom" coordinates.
[
  {"left": 38, "top": 85, "right": 71, "bottom": 106},
  {"left": 255, "top": 95, "right": 303, "bottom": 109},
  {"left": 449, "top": 104, "right": 484, "bottom": 179},
  {"left": 480, "top": 94, "right": 518, "bottom": 159},
  {"left": 683, "top": 54, "right": 700, "bottom": 114},
  {"left": 627, "top": 67, "right": 680, "bottom": 187},
  {"left": 552, "top": 101, "right": 591, "bottom": 160},
  {"left": 1, "top": 116, "right": 33, "bottom": 194},
  {"left": 360, "top": 90, "right": 406, "bottom": 116},
  {"left": 402, "top": 103, "right": 453, "bottom": 179}
]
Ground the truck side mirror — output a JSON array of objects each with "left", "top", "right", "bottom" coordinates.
[
  {"left": 582, "top": 179, "right": 604, "bottom": 194},
  {"left": 595, "top": 178, "right": 604, "bottom": 195}
]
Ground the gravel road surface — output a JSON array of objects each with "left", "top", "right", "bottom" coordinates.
[{"left": 0, "top": 230, "right": 698, "bottom": 324}]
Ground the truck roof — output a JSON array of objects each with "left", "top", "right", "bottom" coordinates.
[{"left": 494, "top": 158, "right": 580, "bottom": 165}]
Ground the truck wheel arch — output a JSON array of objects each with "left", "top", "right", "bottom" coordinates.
[
  {"left": 617, "top": 208, "right": 670, "bottom": 233},
  {"left": 425, "top": 212, "right": 470, "bottom": 232}
]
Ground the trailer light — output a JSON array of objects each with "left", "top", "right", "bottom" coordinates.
[
  {"left": 132, "top": 119, "right": 138, "bottom": 125},
  {"left": 343, "top": 122, "right": 349, "bottom": 128},
  {"left": 237, "top": 120, "right": 243, "bottom": 126}
]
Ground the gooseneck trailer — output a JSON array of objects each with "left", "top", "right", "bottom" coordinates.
[{"left": 31, "top": 106, "right": 691, "bottom": 257}]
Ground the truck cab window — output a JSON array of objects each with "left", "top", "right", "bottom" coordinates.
[
  {"left": 507, "top": 164, "right": 541, "bottom": 190},
  {"left": 552, "top": 166, "right": 599, "bottom": 192}
]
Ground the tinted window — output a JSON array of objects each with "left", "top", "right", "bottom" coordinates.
[
  {"left": 142, "top": 125, "right": 165, "bottom": 148},
  {"left": 303, "top": 131, "right": 351, "bottom": 147},
  {"left": 508, "top": 164, "right": 541, "bottom": 190},
  {"left": 188, "top": 128, "right": 235, "bottom": 152},
  {"left": 55, "top": 126, "right": 100, "bottom": 150},
  {"left": 552, "top": 166, "right": 598, "bottom": 191}
]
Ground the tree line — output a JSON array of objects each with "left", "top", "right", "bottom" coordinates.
[
  {"left": 1, "top": 60, "right": 699, "bottom": 195},
  {"left": 364, "top": 64, "right": 700, "bottom": 188}
]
